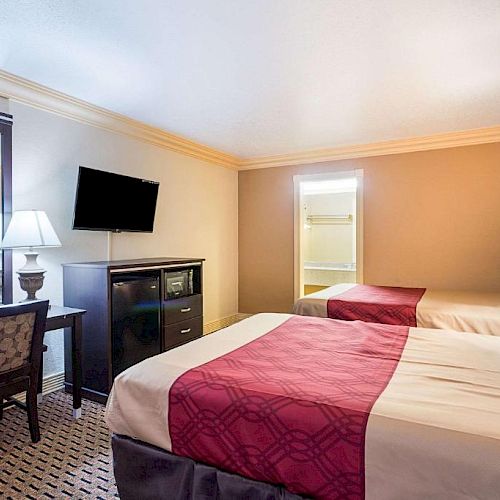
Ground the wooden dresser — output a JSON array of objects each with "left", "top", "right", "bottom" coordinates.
[{"left": 63, "top": 257, "right": 204, "bottom": 403}]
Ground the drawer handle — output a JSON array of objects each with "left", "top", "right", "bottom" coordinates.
[
  {"left": 180, "top": 328, "right": 191, "bottom": 334},
  {"left": 180, "top": 307, "right": 191, "bottom": 313}
]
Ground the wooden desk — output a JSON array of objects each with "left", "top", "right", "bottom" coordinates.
[{"left": 42, "top": 306, "right": 86, "bottom": 418}]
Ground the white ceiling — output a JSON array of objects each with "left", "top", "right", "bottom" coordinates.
[{"left": 0, "top": 1, "right": 499, "bottom": 158}]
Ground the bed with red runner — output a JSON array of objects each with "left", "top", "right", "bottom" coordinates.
[
  {"left": 326, "top": 284, "right": 425, "bottom": 326},
  {"left": 293, "top": 283, "right": 500, "bottom": 335},
  {"left": 106, "top": 313, "right": 500, "bottom": 499}
]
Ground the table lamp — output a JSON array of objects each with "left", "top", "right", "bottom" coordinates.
[{"left": 1, "top": 210, "right": 61, "bottom": 301}]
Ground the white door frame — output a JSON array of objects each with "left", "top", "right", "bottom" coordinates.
[{"left": 293, "top": 169, "right": 364, "bottom": 301}]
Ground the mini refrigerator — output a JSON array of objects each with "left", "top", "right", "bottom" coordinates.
[{"left": 111, "top": 272, "right": 161, "bottom": 378}]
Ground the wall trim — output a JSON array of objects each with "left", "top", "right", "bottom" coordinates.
[
  {"left": 203, "top": 313, "right": 249, "bottom": 335},
  {"left": 9, "top": 371, "right": 65, "bottom": 405},
  {"left": 2, "top": 69, "right": 499, "bottom": 171},
  {"left": 0, "top": 69, "right": 240, "bottom": 170},
  {"left": 235, "top": 313, "right": 254, "bottom": 321},
  {"left": 42, "top": 371, "right": 65, "bottom": 395},
  {"left": 239, "top": 126, "right": 500, "bottom": 170}
]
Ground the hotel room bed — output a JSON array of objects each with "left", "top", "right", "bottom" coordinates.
[
  {"left": 293, "top": 283, "right": 500, "bottom": 335},
  {"left": 106, "top": 313, "right": 500, "bottom": 500}
]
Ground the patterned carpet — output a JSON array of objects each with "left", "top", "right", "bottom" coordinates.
[{"left": 0, "top": 391, "right": 118, "bottom": 499}]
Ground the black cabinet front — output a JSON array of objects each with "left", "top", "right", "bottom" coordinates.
[{"left": 111, "top": 273, "right": 162, "bottom": 378}]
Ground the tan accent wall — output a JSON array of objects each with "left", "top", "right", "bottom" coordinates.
[{"left": 239, "top": 143, "right": 500, "bottom": 313}]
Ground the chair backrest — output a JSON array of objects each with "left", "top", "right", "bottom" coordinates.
[{"left": 0, "top": 301, "right": 49, "bottom": 382}]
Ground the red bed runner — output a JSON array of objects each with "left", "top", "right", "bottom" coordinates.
[
  {"left": 168, "top": 316, "right": 409, "bottom": 499},
  {"left": 327, "top": 285, "right": 426, "bottom": 327}
]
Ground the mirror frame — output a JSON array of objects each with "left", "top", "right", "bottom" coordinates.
[{"left": 0, "top": 112, "right": 13, "bottom": 304}]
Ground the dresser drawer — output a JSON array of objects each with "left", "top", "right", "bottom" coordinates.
[
  {"left": 164, "top": 316, "right": 203, "bottom": 350},
  {"left": 163, "top": 294, "right": 202, "bottom": 325}
]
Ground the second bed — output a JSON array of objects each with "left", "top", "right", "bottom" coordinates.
[{"left": 293, "top": 283, "right": 500, "bottom": 335}]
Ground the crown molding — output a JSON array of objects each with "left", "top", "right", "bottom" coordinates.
[
  {"left": 2, "top": 70, "right": 499, "bottom": 171},
  {"left": 0, "top": 69, "right": 240, "bottom": 169},
  {"left": 239, "top": 126, "right": 500, "bottom": 170}
]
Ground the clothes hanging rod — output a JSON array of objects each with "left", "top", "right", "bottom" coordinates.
[{"left": 306, "top": 214, "right": 353, "bottom": 225}]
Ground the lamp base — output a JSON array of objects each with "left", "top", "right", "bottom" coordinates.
[
  {"left": 18, "top": 272, "right": 45, "bottom": 301},
  {"left": 18, "top": 251, "right": 45, "bottom": 273},
  {"left": 17, "top": 251, "right": 46, "bottom": 301}
]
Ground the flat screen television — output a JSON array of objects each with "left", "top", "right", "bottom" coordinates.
[{"left": 72, "top": 166, "right": 160, "bottom": 232}]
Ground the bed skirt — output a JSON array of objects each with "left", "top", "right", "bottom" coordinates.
[{"left": 112, "top": 434, "right": 304, "bottom": 500}]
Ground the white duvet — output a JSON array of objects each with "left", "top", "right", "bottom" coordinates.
[{"left": 106, "top": 313, "right": 500, "bottom": 500}]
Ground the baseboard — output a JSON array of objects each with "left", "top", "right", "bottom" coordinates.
[
  {"left": 42, "top": 371, "right": 65, "bottom": 395},
  {"left": 203, "top": 313, "right": 249, "bottom": 335},
  {"left": 64, "top": 383, "right": 108, "bottom": 405},
  {"left": 235, "top": 313, "right": 254, "bottom": 321},
  {"left": 7, "top": 372, "right": 65, "bottom": 406}
]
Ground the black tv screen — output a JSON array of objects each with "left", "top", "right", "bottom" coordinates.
[{"left": 73, "top": 166, "right": 160, "bottom": 232}]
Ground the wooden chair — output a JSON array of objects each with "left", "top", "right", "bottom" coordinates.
[{"left": 0, "top": 300, "right": 49, "bottom": 442}]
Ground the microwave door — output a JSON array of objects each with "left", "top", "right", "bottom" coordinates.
[
  {"left": 165, "top": 269, "right": 196, "bottom": 299},
  {"left": 170, "top": 279, "right": 184, "bottom": 297},
  {"left": 166, "top": 271, "right": 188, "bottom": 299}
]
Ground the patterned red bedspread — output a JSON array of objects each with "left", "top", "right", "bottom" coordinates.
[
  {"left": 169, "top": 315, "right": 409, "bottom": 499},
  {"left": 327, "top": 285, "right": 426, "bottom": 327}
]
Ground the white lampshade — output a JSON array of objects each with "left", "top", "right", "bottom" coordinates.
[{"left": 1, "top": 210, "right": 61, "bottom": 249}]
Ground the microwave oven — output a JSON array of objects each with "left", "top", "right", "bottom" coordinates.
[{"left": 164, "top": 268, "right": 194, "bottom": 300}]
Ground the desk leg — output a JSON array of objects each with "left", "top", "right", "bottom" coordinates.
[
  {"left": 72, "top": 315, "right": 83, "bottom": 419},
  {"left": 37, "top": 354, "right": 43, "bottom": 405},
  {"left": 37, "top": 340, "right": 44, "bottom": 405}
]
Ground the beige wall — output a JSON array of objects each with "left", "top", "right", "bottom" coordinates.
[
  {"left": 10, "top": 101, "right": 238, "bottom": 376},
  {"left": 239, "top": 143, "right": 500, "bottom": 313}
]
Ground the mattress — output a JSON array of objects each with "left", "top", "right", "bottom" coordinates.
[
  {"left": 106, "top": 313, "right": 500, "bottom": 499},
  {"left": 293, "top": 283, "right": 500, "bottom": 335}
]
